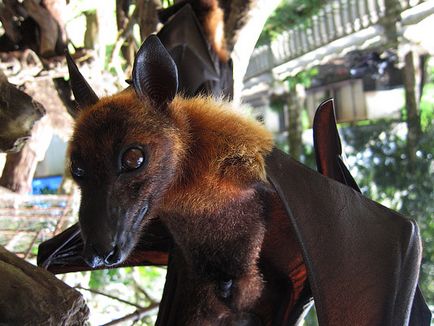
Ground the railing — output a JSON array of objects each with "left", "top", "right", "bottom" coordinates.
[
  {"left": 0, "top": 193, "right": 77, "bottom": 259},
  {"left": 245, "top": 0, "right": 429, "bottom": 80}
]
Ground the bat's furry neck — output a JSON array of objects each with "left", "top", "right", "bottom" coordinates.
[{"left": 163, "top": 96, "right": 273, "bottom": 215}]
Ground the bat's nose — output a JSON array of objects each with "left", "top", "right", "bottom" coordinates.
[
  {"left": 104, "top": 245, "right": 122, "bottom": 266},
  {"left": 83, "top": 243, "right": 122, "bottom": 268}
]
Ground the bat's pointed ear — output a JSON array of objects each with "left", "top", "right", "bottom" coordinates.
[
  {"left": 65, "top": 50, "right": 99, "bottom": 118},
  {"left": 132, "top": 35, "right": 178, "bottom": 107}
]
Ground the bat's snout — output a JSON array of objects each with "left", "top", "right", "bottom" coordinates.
[{"left": 82, "top": 242, "right": 122, "bottom": 268}]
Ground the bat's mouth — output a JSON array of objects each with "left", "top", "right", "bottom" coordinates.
[
  {"left": 107, "top": 201, "right": 150, "bottom": 266},
  {"left": 133, "top": 202, "right": 149, "bottom": 229},
  {"left": 220, "top": 312, "right": 263, "bottom": 326}
]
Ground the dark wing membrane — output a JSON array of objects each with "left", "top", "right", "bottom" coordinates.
[
  {"left": 37, "top": 219, "right": 172, "bottom": 274},
  {"left": 157, "top": 3, "right": 229, "bottom": 98},
  {"left": 155, "top": 247, "right": 188, "bottom": 325},
  {"left": 266, "top": 148, "right": 422, "bottom": 325},
  {"left": 312, "top": 99, "right": 431, "bottom": 325},
  {"left": 313, "top": 98, "right": 360, "bottom": 192},
  {"left": 37, "top": 223, "right": 84, "bottom": 272},
  {"left": 410, "top": 287, "right": 432, "bottom": 325}
]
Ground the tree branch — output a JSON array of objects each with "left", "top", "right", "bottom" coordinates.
[
  {"left": 75, "top": 285, "right": 143, "bottom": 309},
  {"left": 101, "top": 303, "right": 160, "bottom": 326},
  {"left": 108, "top": 7, "right": 138, "bottom": 82}
]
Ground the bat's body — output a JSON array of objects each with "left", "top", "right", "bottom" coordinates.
[
  {"left": 66, "top": 37, "right": 306, "bottom": 324},
  {"left": 71, "top": 89, "right": 306, "bottom": 323}
]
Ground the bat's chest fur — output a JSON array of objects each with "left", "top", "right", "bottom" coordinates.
[{"left": 161, "top": 184, "right": 266, "bottom": 279}]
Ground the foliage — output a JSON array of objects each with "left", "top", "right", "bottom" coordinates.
[
  {"left": 257, "top": 0, "right": 324, "bottom": 45},
  {"left": 162, "top": 0, "right": 175, "bottom": 8},
  {"left": 420, "top": 83, "right": 434, "bottom": 131},
  {"left": 339, "top": 117, "right": 434, "bottom": 304},
  {"left": 285, "top": 67, "right": 319, "bottom": 91},
  {"left": 79, "top": 266, "right": 166, "bottom": 325}
]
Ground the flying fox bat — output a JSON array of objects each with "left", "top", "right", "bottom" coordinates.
[
  {"left": 157, "top": 1, "right": 233, "bottom": 99},
  {"left": 37, "top": 35, "right": 430, "bottom": 325}
]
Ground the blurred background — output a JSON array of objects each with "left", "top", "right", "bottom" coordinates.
[{"left": 0, "top": 0, "right": 432, "bottom": 324}]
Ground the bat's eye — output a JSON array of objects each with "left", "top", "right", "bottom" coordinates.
[
  {"left": 70, "top": 160, "right": 85, "bottom": 178},
  {"left": 121, "top": 147, "right": 145, "bottom": 172},
  {"left": 217, "top": 279, "right": 233, "bottom": 299}
]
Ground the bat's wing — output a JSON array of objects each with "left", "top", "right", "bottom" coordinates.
[
  {"left": 37, "top": 219, "right": 171, "bottom": 273},
  {"left": 155, "top": 247, "right": 191, "bottom": 325},
  {"left": 311, "top": 99, "right": 432, "bottom": 325},
  {"left": 157, "top": 3, "right": 233, "bottom": 99},
  {"left": 313, "top": 98, "right": 360, "bottom": 192},
  {"left": 266, "top": 148, "right": 423, "bottom": 325}
]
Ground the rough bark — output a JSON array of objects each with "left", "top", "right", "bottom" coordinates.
[
  {"left": 0, "top": 116, "right": 52, "bottom": 194},
  {"left": 0, "top": 69, "right": 45, "bottom": 152},
  {"left": 0, "top": 76, "right": 72, "bottom": 193},
  {"left": 0, "top": 0, "right": 66, "bottom": 57},
  {"left": 137, "top": 0, "right": 161, "bottom": 40},
  {"left": 0, "top": 1, "right": 22, "bottom": 44},
  {"left": 0, "top": 246, "right": 89, "bottom": 325}
]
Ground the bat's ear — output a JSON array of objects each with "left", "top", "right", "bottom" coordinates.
[
  {"left": 132, "top": 35, "right": 178, "bottom": 108},
  {"left": 65, "top": 50, "right": 99, "bottom": 118}
]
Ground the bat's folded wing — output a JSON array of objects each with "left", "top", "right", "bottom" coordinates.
[
  {"left": 266, "top": 148, "right": 426, "bottom": 325},
  {"left": 311, "top": 99, "right": 431, "bottom": 326},
  {"left": 157, "top": 3, "right": 221, "bottom": 97},
  {"left": 313, "top": 99, "right": 360, "bottom": 192},
  {"left": 157, "top": 3, "right": 233, "bottom": 99}
]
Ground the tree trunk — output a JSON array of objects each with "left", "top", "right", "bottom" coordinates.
[
  {"left": 0, "top": 74, "right": 71, "bottom": 193},
  {"left": 84, "top": 11, "right": 99, "bottom": 49},
  {"left": 228, "top": 0, "right": 281, "bottom": 103},
  {"left": 0, "top": 116, "right": 52, "bottom": 194},
  {"left": 0, "top": 246, "right": 89, "bottom": 325},
  {"left": 116, "top": 0, "right": 138, "bottom": 68},
  {"left": 403, "top": 50, "right": 421, "bottom": 167},
  {"left": 22, "top": 0, "right": 62, "bottom": 56},
  {"left": 137, "top": 0, "right": 161, "bottom": 40},
  {"left": 287, "top": 85, "right": 304, "bottom": 160}
]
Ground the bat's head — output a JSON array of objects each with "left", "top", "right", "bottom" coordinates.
[{"left": 67, "top": 35, "right": 182, "bottom": 268}]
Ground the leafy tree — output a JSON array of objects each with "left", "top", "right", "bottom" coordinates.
[{"left": 257, "top": 0, "right": 323, "bottom": 45}]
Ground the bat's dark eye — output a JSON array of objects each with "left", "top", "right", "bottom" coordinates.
[
  {"left": 121, "top": 147, "right": 145, "bottom": 172},
  {"left": 217, "top": 279, "right": 233, "bottom": 299},
  {"left": 70, "top": 160, "right": 85, "bottom": 178}
]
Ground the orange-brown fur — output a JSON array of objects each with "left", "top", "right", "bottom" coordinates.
[
  {"left": 190, "top": 0, "right": 229, "bottom": 62},
  {"left": 164, "top": 96, "right": 273, "bottom": 213},
  {"left": 71, "top": 90, "right": 306, "bottom": 324}
]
